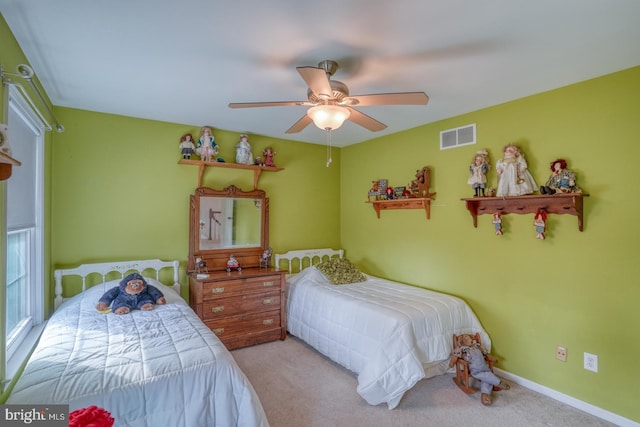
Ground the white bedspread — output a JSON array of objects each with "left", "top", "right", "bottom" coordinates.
[
  {"left": 8, "top": 280, "right": 269, "bottom": 427},
  {"left": 287, "top": 267, "right": 490, "bottom": 409}
]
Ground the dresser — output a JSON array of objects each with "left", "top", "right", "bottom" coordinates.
[{"left": 189, "top": 268, "right": 286, "bottom": 350}]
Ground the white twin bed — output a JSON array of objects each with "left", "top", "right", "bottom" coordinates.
[
  {"left": 7, "top": 259, "right": 269, "bottom": 427},
  {"left": 276, "top": 248, "right": 491, "bottom": 409},
  {"left": 8, "top": 250, "right": 490, "bottom": 421}
]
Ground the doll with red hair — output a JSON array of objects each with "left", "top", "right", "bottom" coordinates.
[
  {"left": 540, "top": 159, "right": 581, "bottom": 194},
  {"left": 534, "top": 209, "right": 547, "bottom": 240}
]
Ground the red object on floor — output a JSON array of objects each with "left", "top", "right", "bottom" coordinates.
[{"left": 68, "top": 406, "right": 114, "bottom": 427}]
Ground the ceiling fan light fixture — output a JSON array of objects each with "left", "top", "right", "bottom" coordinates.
[{"left": 307, "top": 105, "right": 350, "bottom": 131}]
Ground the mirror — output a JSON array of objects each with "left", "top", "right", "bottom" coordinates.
[
  {"left": 189, "top": 185, "right": 268, "bottom": 272},
  {"left": 198, "top": 197, "right": 262, "bottom": 250}
]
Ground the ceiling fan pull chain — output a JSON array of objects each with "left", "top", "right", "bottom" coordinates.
[{"left": 326, "top": 130, "right": 333, "bottom": 167}]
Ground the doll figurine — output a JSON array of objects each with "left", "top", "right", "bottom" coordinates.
[
  {"left": 195, "top": 257, "right": 208, "bottom": 274},
  {"left": 179, "top": 133, "right": 195, "bottom": 159},
  {"left": 260, "top": 246, "right": 272, "bottom": 268},
  {"left": 540, "top": 159, "right": 581, "bottom": 194},
  {"left": 449, "top": 334, "right": 510, "bottom": 406},
  {"left": 226, "top": 254, "right": 241, "bottom": 272},
  {"left": 495, "top": 144, "right": 537, "bottom": 197},
  {"left": 196, "top": 126, "right": 219, "bottom": 162},
  {"left": 492, "top": 213, "right": 503, "bottom": 235},
  {"left": 468, "top": 150, "right": 490, "bottom": 197},
  {"left": 263, "top": 147, "right": 276, "bottom": 167},
  {"left": 534, "top": 209, "right": 547, "bottom": 239},
  {"left": 235, "top": 134, "right": 254, "bottom": 165},
  {"left": 385, "top": 186, "right": 394, "bottom": 200}
]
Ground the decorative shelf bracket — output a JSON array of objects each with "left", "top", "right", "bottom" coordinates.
[
  {"left": 179, "top": 159, "right": 283, "bottom": 189},
  {"left": 366, "top": 194, "right": 436, "bottom": 219},
  {"left": 461, "top": 193, "right": 589, "bottom": 231},
  {"left": 1, "top": 151, "right": 21, "bottom": 181}
]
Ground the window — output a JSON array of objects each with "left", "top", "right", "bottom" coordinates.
[
  {"left": 6, "top": 229, "right": 32, "bottom": 359},
  {"left": 2, "top": 84, "right": 45, "bottom": 388}
]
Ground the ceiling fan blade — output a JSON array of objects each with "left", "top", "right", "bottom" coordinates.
[
  {"left": 285, "top": 115, "right": 313, "bottom": 134},
  {"left": 228, "top": 101, "right": 309, "bottom": 108},
  {"left": 344, "top": 92, "right": 429, "bottom": 106},
  {"left": 346, "top": 107, "right": 387, "bottom": 132},
  {"left": 296, "top": 66, "right": 332, "bottom": 99}
]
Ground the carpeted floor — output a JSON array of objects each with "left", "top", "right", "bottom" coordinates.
[{"left": 232, "top": 335, "right": 617, "bottom": 427}]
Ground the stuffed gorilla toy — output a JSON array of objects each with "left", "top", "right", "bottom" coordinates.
[{"left": 96, "top": 273, "right": 166, "bottom": 314}]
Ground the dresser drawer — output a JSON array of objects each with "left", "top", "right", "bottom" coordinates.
[
  {"left": 202, "top": 275, "right": 281, "bottom": 299},
  {"left": 222, "top": 329, "right": 284, "bottom": 350},
  {"left": 202, "top": 291, "right": 281, "bottom": 319},
  {"left": 204, "top": 309, "right": 281, "bottom": 339}
]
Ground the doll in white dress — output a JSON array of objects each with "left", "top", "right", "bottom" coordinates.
[
  {"left": 495, "top": 144, "right": 537, "bottom": 196},
  {"left": 196, "top": 126, "right": 219, "bottom": 162},
  {"left": 235, "top": 134, "right": 254, "bottom": 165},
  {"left": 468, "top": 150, "right": 490, "bottom": 197}
]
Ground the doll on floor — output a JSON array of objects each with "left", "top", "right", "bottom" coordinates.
[{"left": 449, "top": 334, "right": 511, "bottom": 405}]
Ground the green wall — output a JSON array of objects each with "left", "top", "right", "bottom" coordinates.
[
  {"left": 50, "top": 107, "right": 342, "bottom": 299},
  {"left": 341, "top": 66, "right": 640, "bottom": 422}
]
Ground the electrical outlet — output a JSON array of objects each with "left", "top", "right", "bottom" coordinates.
[
  {"left": 556, "top": 345, "right": 567, "bottom": 362},
  {"left": 584, "top": 352, "right": 598, "bottom": 372}
]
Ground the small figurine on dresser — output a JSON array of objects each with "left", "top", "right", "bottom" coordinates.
[
  {"left": 534, "top": 209, "right": 547, "bottom": 240},
  {"left": 260, "top": 247, "right": 273, "bottom": 268},
  {"left": 235, "top": 134, "right": 254, "bottom": 165},
  {"left": 493, "top": 213, "right": 503, "bottom": 235},
  {"left": 196, "top": 126, "right": 219, "bottom": 162},
  {"left": 226, "top": 254, "right": 241, "bottom": 272},
  {"left": 195, "top": 257, "right": 208, "bottom": 275},
  {"left": 179, "top": 133, "right": 196, "bottom": 159},
  {"left": 468, "top": 150, "right": 490, "bottom": 197},
  {"left": 495, "top": 143, "right": 537, "bottom": 197},
  {"left": 263, "top": 147, "right": 276, "bottom": 167},
  {"left": 540, "top": 158, "right": 581, "bottom": 194}
]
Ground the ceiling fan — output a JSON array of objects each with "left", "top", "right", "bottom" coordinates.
[{"left": 228, "top": 60, "right": 429, "bottom": 134}]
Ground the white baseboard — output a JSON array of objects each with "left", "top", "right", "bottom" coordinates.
[{"left": 494, "top": 368, "right": 639, "bottom": 427}]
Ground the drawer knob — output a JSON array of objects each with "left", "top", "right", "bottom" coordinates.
[
  {"left": 211, "top": 287, "right": 225, "bottom": 294},
  {"left": 212, "top": 328, "right": 225, "bottom": 335},
  {"left": 262, "top": 298, "right": 274, "bottom": 305},
  {"left": 263, "top": 281, "right": 275, "bottom": 287},
  {"left": 212, "top": 306, "right": 224, "bottom": 313},
  {"left": 262, "top": 319, "right": 274, "bottom": 325}
]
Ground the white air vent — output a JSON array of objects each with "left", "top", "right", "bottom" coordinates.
[{"left": 440, "top": 123, "right": 476, "bottom": 150}]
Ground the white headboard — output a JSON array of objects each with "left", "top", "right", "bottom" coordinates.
[
  {"left": 275, "top": 248, "right": 344, "bottom": 274},
  {"left": 53, "top": 259, "right": 180, "bottom": 309}
]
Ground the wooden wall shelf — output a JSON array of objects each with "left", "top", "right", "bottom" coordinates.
[
  {"left": 179, "top": 159, "right": 283, "bottom": 188},
  {"left": 461, "top": 193, "right": 589, "bottom": 231},
  {"left": 1, "top": 151, "right": 21, "bottom": 181},
  {"left": 366, "top": 195, "right": 436, "bottom": 219}
]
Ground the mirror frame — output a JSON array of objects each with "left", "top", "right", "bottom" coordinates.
[{"left": 188, "top": 185, "right": 269, "bottom": 272}]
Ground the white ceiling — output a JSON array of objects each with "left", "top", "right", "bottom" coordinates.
[{"left": 1, "top": 1, "right": 639, "bottom": 147}]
